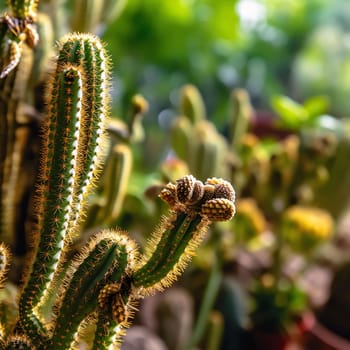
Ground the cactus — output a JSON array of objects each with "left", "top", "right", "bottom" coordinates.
[
  {"left": 171, "top": 85, "right": 229, "bottom": 181},
  {"left": 0, "top": 27, "right": 236, "bottom": 350}
]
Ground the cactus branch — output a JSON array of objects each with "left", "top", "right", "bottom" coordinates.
[
  {"left": 133, "top": 175, "right": 235, "bottom": 294},
  {"left": 49, "top": 230, "right": 138, "bottom": 349},
  {"left": 19, "top": 33, "right": 110, "bottom": 340}
]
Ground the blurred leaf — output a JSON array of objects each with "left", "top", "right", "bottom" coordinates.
[
  {"left": 303, "top": 95, "right": 329, "bottom": 120},
  {"left": 271, "top": 95, "right": 308, "bottom": 129}
]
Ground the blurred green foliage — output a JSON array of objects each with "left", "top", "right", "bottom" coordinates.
[
  {"left": 99, "top": 0, "right": 350, "bottom": 172},
  {"left": 102, "top": 0, "right": 344, "bottom": 121},
  {"left": 103, "top": 0, "right": 240, "bottom": 123},
  {"left": 2, "top": 0, "right": 348, "bottom": 165}
]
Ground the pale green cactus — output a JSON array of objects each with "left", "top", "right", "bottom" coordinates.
[{"left": 171, "top": 85, "right": 229, "bottom": 181}]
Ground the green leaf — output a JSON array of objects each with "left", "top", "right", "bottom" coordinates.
[
  {"left": 303, "top": 95, "right": 330, "bottom": 120},
  {"left": 271, "top": 95, "right": 308, "bottom": 129}
]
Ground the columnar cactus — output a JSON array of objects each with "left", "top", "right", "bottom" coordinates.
[
  {"left": 18, "top": 32, "right": 111, "bottom": 342},
  {"left": 0, "top": 30, "right": 236, "bottom": 350},
  {"left": 171, "top": 85, "right": 229, "bottom": 181}
]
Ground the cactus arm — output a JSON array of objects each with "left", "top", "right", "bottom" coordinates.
[
  {"left": 94, "top": 313, "right": 124, "bottom": 350},
  {"left": 229, "top": 89, "right": 252, "bottom": 151},
  {"left": 180, "top": 84, "right": 206, "bottom": 124},
  {"left": 18, "top": 33, "right": 110, "bottom": 338},
  {"left": 102, "top": 144, "right": 132, "bottom": 226},
  {"left": 171, "top": 116, "right": 192, "bottom": 164},
  {"left": 93, "top": 289, "right": 136, "bottom": 350},
  {"left": 50, "top": 230, "right": 138, "bottom": 350},
  {"left": 19, "top": 66, "right": 84, "bottom": 339},
  {"left": 133, "top": 175, "right": 235, "bottom": 294},
  {"left": 133, "top": 212, "right": 203, "bottom": 289}
]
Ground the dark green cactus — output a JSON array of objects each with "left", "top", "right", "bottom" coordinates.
[
  {"left": 228, "top": 88, "right": 253, "bottom": 152},
  {"left": 0, "top": 29, "right": 236, "bottom": 350}
]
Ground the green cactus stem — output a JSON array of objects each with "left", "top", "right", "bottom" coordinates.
[
  {"left": 171, "top": 86, "right": 229, "bottom": 180},
  {"left": 93, "top": 282, "right": 137, "bottom": 349},
  {"left": 102, "top": 144, "right": 133, "bottom": 226},
  {"left": 19, "top": 33, "right": 110, "bottom": 339},
  {"left": 170, "top": 116, "right": 192, "bottom": 165},
  {"left": 133, "top": 175, "right": 235, "bottom": 294},
  {"left": 229, "top": 88, "right": 253, "bottom": 151},
  {"left": 179, "top": 84, "right": 206, "bottom": 124},
  {"left": 49, "top": 230, "right": 138, "bottom": 349}
]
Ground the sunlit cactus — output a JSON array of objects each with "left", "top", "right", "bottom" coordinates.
[
  {"left": 0, "top": 27, "right": 236, "bottom": 349},
  {"left": 228, "top": 88, "right": 253, "bottom": 151},
  {"left": 179, "top": 84, "right": 206, "bottom": 124}
]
